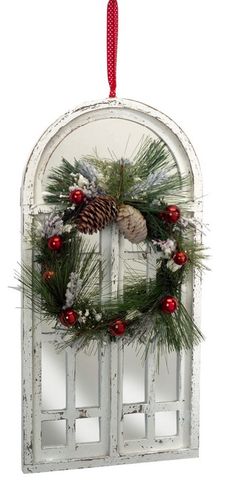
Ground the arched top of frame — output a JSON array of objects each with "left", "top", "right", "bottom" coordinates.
[{"left": 21, "top": 98, "right": 202, "bottom": 213}]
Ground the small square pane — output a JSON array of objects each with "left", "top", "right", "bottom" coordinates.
[
  {"left": 42, "top": 420, "right": 66, "bottom": 448},
  {"left": 123, "top": 413, "right": 146, "bottom": 440},
  {"left": 76, "top": 417, "right": 100, "bottom": 444},
  {"left": 155, "top": 411, "right": 177, "bottom": 437}
]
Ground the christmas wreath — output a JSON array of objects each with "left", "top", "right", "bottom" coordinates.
[{"left": 20, "top": 138, "right": 206, "bottom": 354}]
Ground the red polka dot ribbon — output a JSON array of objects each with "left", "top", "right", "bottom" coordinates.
[{"left": 107, "top": 0, "right": 118, "bottom": 98}]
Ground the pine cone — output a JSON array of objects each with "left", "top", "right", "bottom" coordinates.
[
  {"left": 77, "top": 195, "right": 118, "bottom": 234},
  {"left": 117, "top": 204, "right": 148, "bottom": 244}
]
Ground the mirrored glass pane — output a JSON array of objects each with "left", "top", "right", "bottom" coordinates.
[
  {"left": 155, "top": 351, "right": 178, "bottom": 402},
  {"left": 123, "top": 344, "right": 145, "bottom": 403},
  {"left": 42, "top": 420, "right": 66, "bottom": 448},
  {"left": 42, "top": 342, "right": 66, "bottom": 410},
  {"left": 45, "top": 118, "right": 158, "bottom": 180},
  {"left": 155, "top": 411, "right": 177, "bottom": 437},
  {"left": 81, "top": 232, "right": 100, "bottom": 252},
  {"left": 123, "top": 238, "right": 146, "bottom": 253},
  {"left": 40, "top": 317, "right": 54, "bottom": 334},
  {"left": 123, "top": 413, "right": 146, "bottom": 440},
  {"left": 123, "top": 257, "right": 147, "bottom": 282},
  {"left": 75, "top": 346, "right": 99, "bottom": 407},
  {"left": 76, "top": 417, "right": 100, "bottom": 444}
]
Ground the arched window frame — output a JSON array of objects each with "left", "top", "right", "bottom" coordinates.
[{"left": 21, "top": 99, "right": 202, "bottom": 473}]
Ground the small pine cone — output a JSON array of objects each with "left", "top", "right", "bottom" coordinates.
[
  {"left": 117, "top": 204, "right": 148, "bottom": 244},
  {"left": 77, "top": 195, "right": 118, "bottom": 234}
]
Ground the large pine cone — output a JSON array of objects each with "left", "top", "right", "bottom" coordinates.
[
  {"left": 117, "top": 204, "right": 148, "bottom": 244},
  {"left": 77, "top": 195, "right": 118, "bottom": 234}
]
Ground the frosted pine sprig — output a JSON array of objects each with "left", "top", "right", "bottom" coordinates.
[
  {"left": 63, "top": 272, "right": 82, "bottom": 309},
  {"left": 129, "top": 171, "right": 168, "bottom": 197},
  {"left": 76, "top": 159, "right": 98, "bottom": 183},
  {"left": 41, "top": 213, "right": 64, "bottom": 238}
]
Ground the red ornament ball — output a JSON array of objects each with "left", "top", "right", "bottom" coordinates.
[
  {"left": 165, "top": 205, "right": 181, "bottom": 223},
  {"left": 109, "top": 319, "right": 126, "bottom": 337},
  {"left": 47, "top": 235, "right": 63, "bottom": 251},
  {"left": 42, "top": 270, "right": 55, "bottom": 281},
  {"left": 173, "top": 251, "right": 188, "bottom": 266},
  {"left": 69, "top": 189, "right": 85, "bottom": 205},
  {"left": 160, "top": 296, "right": 178, "bottom": 314},
  {"left": 59, "top": 308, "right": 78, "bottom": 327}
]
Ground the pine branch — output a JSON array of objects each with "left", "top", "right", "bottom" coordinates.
[
  {"left": 17, "top": 136, "right": 207, "bottom": 356},
  {"left": 17, "top": 230, "right": 102, "bottom": 320},
  {"left": 43, "top": 158, "right": 98, "bottom": 206}
]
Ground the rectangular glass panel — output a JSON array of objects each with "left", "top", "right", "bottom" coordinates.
[
  {"left": 42, "top": 420, "right": 67, "bottom": 448},
  {"left": 123, "top": 258, "right": 147, "bottom": 282},
  {"left": 123, "top": 344, "right": 145, "bottom": 403},
  {"left": 76, "top": 417, "right": 100, "bottom": 443},
  {"left": 123, "top": 413, "right": 146, "bottom": 440},
  {"left": 80, "top": 232, "right": 100, "bottom": 252},
  {"left": 41, "top": 342, "right": 66, "bottom": 410},
  {"left": 155, "top": 411, "right": 177, "bottom": 437},
  {"left": 123, "top": 237, "right": 146, "bottom": 252},
  {"left": 155, "top": 351, "right": 178, "bottom": 402},
  {"left": 40, "top": 317, "right": 54, "bottom": 334},
  {"left": 75, "top": 345, "right": 99, "bottom": 407}
]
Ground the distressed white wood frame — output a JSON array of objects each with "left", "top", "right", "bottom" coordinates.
[{"left": 21, "top": 98, "right": 202, "bottom": 474}]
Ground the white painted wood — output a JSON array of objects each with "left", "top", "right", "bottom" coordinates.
[
  {"left": 66, "top": 346, "right": 76, "bottom": 455},
  {"left": 21, "top": 215, "right": 34, "bottom": 466},
  {"left": 109, "top": 223, "right": 120, "bottom": 457},
  {"left": 23, "top": 449, "right": 199, "bottom": 473},
  {"left": 32, "top": 311, "right": 42, "bottom": 463},
  {"left": 21, "top": 98, "right": 202, "bottom": 473}
]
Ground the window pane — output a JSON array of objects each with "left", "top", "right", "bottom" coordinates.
[
  {"left": 123, "top": 413, "right": 146, "bottom": 440},
  {"left": 123, "top": 344, "right": 145, "bottom": 403},
  {"left": 75, "top": 346, "right": 99, "bottom": 407},
  {"left": 155, "top": 351, "right": 178, "bottom": 402},
  {"left": 81, "top": 232, "right": 100, "bottom": 252},
  {"left": 123, "top": 238, "right": 146, "bottom": 252},
  {"left": 155, "top": 411, "right": 177, "bottom": 437},
  {"left": 76, "top": 418, "right": 100, "bottom": 444},
  {"left": 124, "top": 258, "right": 147, "bottom": 282},
  {"left": 42, "top": 420, "right": 66, "bottom": 448},
  {"left": 41, "top": 342, "right": 66, "bottom": 410}
]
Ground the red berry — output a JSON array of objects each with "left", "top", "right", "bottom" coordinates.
[
  {"left": 173, "top": 251, "right": 188, "bottom": 266},
  {"left": 160, "top": 296, "right": 178, "bottom": 314},
  {"left": 47, "top": 235, "right": 63, "bottom": 251},
  {"left": 69, "top": 189, "right": 85, "bottom": 205},
  {"left": 42, "top": 270, "right": 55, "bottom": 281},
  {"left": 165, "top": 205, "right": 181, "bottom": 223},
  {"left": 59, "top": 308, "right": 78, "bottom": 327},
  {"left": 109, "top": 319, "right": 126, "bottom": 337}
]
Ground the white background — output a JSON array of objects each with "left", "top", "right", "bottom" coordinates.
[{"left": 0, "top": 0, "right": 235, "bottom": 480}]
